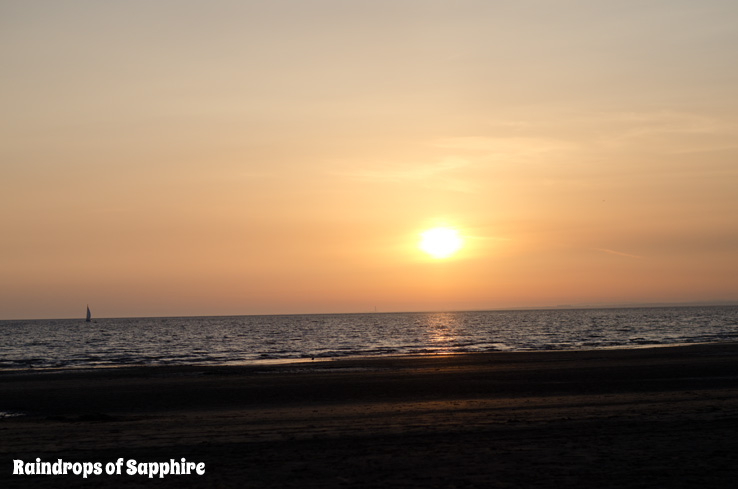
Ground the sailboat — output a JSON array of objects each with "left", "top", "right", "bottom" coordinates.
[{"left": 86, "top": 305, "right": 92, "bottom": 323}]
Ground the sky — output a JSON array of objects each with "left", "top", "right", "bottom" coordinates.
[{"left": 2, "top": 0, "right": 737, "bottom": 319}]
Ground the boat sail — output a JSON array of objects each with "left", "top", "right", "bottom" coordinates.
[{"left": 86, "top": 305, "right": 91, "bottom": 323}]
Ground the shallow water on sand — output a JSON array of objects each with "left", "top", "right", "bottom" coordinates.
[{"left": 1, "top": 306, "right": 737, "bottom": 370}]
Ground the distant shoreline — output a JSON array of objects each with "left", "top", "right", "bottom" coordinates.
[
  {"left": 0, "top": 339, "right": 734, "bottom": 375},
  {"left": 2, "top": 339, "right": 738, "bottom": 384}
]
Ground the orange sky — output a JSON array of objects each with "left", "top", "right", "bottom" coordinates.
[{"left": 2, "top": 1, "right": 737, "bottom": 319}]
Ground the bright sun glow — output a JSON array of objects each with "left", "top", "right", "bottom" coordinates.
[{"left": 419, "top": 227, "right": 463, "bottom": 259}]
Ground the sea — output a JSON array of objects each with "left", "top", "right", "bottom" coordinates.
[{"left": 1, "top": 306, "right": 738, "bottom": 371}]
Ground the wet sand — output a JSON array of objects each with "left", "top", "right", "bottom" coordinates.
[{"left": 3, "top": 343, "right": 738, "bottom": 488}]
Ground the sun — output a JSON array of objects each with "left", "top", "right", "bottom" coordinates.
[{"left": 419, "top": 227, "right": 463, "bottom": 259}]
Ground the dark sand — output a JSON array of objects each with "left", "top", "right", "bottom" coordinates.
[{"left": 3, "top": 343, "right": 738, "bottom": 488}]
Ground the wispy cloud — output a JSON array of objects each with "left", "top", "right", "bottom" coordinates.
[
  {"left": 331, "top": 157, "right": 478, "bottom": 193},
  {"left": 595, "top": 248, "right": 644, "bottom": 259},
  {"left": 328, "top": 135, "right": 585, "bottom": 194},
  {"left": 433, "top": 136, "right": 579, "bottom": 160},
  {"left": 599, "top": 111, "right": 738, "bottom": 154}
]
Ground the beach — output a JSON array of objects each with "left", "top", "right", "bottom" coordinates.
[{"left": 3, "top": 343, "right": 738, "bottom": 488}]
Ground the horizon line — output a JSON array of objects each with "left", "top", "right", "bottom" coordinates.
[{"left": 4, "top": 300, "right": 738, "bottom": 322}]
